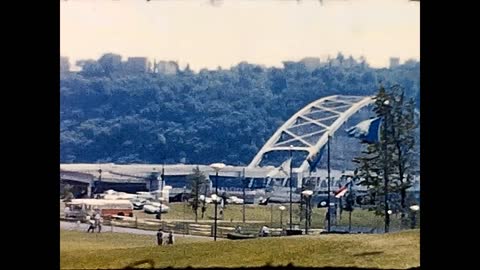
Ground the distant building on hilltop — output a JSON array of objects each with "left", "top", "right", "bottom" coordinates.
[
  {"left": 389, "top": 57, "right": 400, "bottom": 68},
  {"left": 300, "top": 57, "right": 321, "bottom": 72},
  {"left": 155, "top": 60, "right": 179, "bottom": 75},
  {"left": 124, "top": 57, "right": 149, "bottom": 73},
  {"left": 403, "top": 58, "right": 419, "bottom": 68},
  {"left": 75, "top": 59, "right": 98, "bottom": 68},
  {"left": 98, "top": 53, "right": 122, "bottom": 74}
]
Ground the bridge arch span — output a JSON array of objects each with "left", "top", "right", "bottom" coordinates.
[{"left": 247, "top": 95, "right": 375, "bottom": 172}]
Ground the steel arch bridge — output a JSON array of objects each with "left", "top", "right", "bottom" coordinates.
[{"left": 247, "top": 95, "right": 375, "bottom": 173}]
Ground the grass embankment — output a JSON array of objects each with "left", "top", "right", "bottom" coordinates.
[{"left": 60, "top": 229, "right": 419, "bottom": 269}]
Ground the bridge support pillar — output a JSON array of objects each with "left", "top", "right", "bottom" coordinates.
[
  {"left": 87, "top": 183, "right": 92, "bottom": 198},
  {"left": 297, "top": 173, "right": 303, "bottom": 189}
]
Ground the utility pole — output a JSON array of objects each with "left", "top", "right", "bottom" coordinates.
[
  {"left": 383, "top": 100, "right": 391, "bottom": 233},
  {"left": 289, "top": 145, "right": 293, "bottom": 230},
  {"left": 158, "top": 165, "right": 165, "bottom": 221},
  {"left": 327, "top": 135, "right": 331, "bottom": 232},
  {"left": 242, "top": 168, "right": 246, "bottom": 224},
  {"left": 214, "top": 171, "right": 219, "bottom": 241}
]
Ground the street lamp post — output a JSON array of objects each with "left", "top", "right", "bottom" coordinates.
[
  {"left": 409, "top": 205, "right": 420, "bottom": 229},
  {"left": 153, "top": 168, "right": 157, "bottom": 193},
  {"left": 383, "top": 99, "right": 391, "bottom": 233},
  {"left": 347, "top": 177, "right": 354, "bottom": 232},
  {"left": 157, "top": 166, "right": 165, "bottom": 221},
  {"left": 270, "top": 204, "right": 274, "bottom": 227},
  {"left": 279, "top": 205, "right": 286, "bottom": 228},
  {"left": 302, "top": 190, "right": 313, "bottom": 235},
  {"left": 214, "top": 173, "right": 219, "bottom": 240},
  {"left": 210, "top": 163, "right": 226, "bottom": 241},
  {"left": 94, "top": 169, "right": 102, "bottom": 197},
  {"left": 289, "top": 145, "right": 293, "bottom": 231},
  {"left": 183, "top": 185, "right": 186, "bottom": 222},
  {"left": 327, "top": 135, "right": 331, "bottom": 232},
  {"left": 242, "top": 168, "right": 246, "bottom": 224}
]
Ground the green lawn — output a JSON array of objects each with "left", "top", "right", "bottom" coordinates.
[
  {"left": 61, "top": 200, "right": 419, "bottom": 233},
  {"left": 60, "top": 229, "right": 420, "bottom": 269},
  {"left": 134, "top": 203, "right": 419, "bottom": 231},
  {"left": 60, "top": 230, "right": 210, "bottom": 251}
]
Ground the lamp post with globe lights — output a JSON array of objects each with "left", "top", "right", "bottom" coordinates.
[
  {"left": 289, "top": 145, "right": 293, "bottom": 230},
  {"left": 383, "top": 98, "right": 392, "bottom": 233},
  {"left": 409, "top": 205, "right": 420, "bottom": 229},
  {"left": 301, "top": 190, "right": 313, "bottom": 235},
  {"left": 279, "top": 205, "right": 286, "bottom": 228},
  {"left": 210, "top": 163, "right": 225, "bottom": 241}
]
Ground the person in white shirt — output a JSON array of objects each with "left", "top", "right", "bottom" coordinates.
[
  {"left": 94, "top": 214, "right": 102, "bottom": 233},
  {"left": 156, "top": 229, "right": 164, "bottom": 246},
  {"left": 64, "top": 206, "right": 70, "bottom": 216},
  {"left": 260, "top": 225, "right": 270, "bottom": 237},
  {"left": 87, "top": 218, "right": 96, "bottom": 233}
]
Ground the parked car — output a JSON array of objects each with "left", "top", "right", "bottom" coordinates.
[
  {"left": 226, "top": 196, "right": 244, "bottom": 204},
  {"left": 131, "top": 198, "right": 148, "bottom": 210},
  {"left": 143, "top": 202, "right": 170, "bottom": 214}
]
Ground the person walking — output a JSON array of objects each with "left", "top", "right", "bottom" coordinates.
[
  {"left": 87, "top": 217, "right": 96, "bottom": 233},
  {"left": 168, "top": 231, "right": 175, "bottom": 245},
  {"left": 64, "top": 206, "right": 70, "bottom": 218},
  {"left": 156, "top": 229, "right": 164, "bottom": 246},
  {"left": 324, "top": 208, "right": 330, "bottom": 230},
  {"left": 260, "top": 225, "right": 270, "bottom": 237},
  {"left": 94, "top": 213, "right": 102, "bottom": 233},
  {"left": 97, "top": 216, "right": 103, "bottom": 233}
]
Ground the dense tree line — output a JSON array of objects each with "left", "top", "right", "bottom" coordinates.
[
  {"left": 353, "top": 86, "right": 418, "bottom": 231},
  {"left": 60, "top": 54, "right": 419, "bottom": 168}
]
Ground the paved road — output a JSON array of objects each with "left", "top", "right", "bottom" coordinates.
[{"left": 60, "top": 221, "right": 224, "bottom": 240}]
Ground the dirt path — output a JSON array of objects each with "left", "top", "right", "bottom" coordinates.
[{"left": 60, "top": 221, "right": 225, "bottom": 240}]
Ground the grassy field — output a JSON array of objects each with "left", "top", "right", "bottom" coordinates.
[
  {"left": 60, "top": 230, "right": 211, "bottom": 251},
  {"left": 61, "top": 200, "right": 419, "bottom": 233},
  {"left": 60, "top": 229, "right": 420, "bottom": 269},
  {"left": 133, "top": 203, "right": 419, "bottom": 231}
]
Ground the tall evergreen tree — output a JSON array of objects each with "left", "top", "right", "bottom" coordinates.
[
  {"left": 187, "top": 166, "right": 208, "bottom": 223},
  {"left": 353, "top": 85, "right": 417, "bottom": 232},
  {"left": 388, "top": 86, "right": 418, "bottom": 226}
]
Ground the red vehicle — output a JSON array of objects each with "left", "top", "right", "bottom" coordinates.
[{"left": 65, "top": 199, "right": 133, "bottom": 221}]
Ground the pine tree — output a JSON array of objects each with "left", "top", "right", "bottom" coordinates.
[
  {"left": 353, "top": 143, "right": 384, "bottom": 216},
  {"left": 353, "top": 85, "right": 417, "bottom": 232},
  {"left": 187, "top": 166, "right": 208, "bottom": 223},
  {"left": 389, "top": 86, "right": 418, "bottom": 226}
]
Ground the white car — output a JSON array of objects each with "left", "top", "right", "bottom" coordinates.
[
  {"left": 131, "top": 199, "right": 148, "bottom": 210},
  {"left": 143, "top": 202, "right": 169, "bottom": 214},
  {"left": 227, "top": 196, "right": 244, "bottom": 204},
  {"left": 199, "top": 195, "right": 213, "bottom": 204}
]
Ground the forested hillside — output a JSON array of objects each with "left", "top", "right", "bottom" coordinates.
[{"left": 60, "top": 54, "right": 419, "bottom": 169}]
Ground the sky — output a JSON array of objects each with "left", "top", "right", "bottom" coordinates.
[{"left": 60, "top": 0, "right": 419, "bottom": 71}]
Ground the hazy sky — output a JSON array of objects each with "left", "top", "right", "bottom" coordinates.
[{"left": 60, "top": 0, "right": 419, "bottom": 71}]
